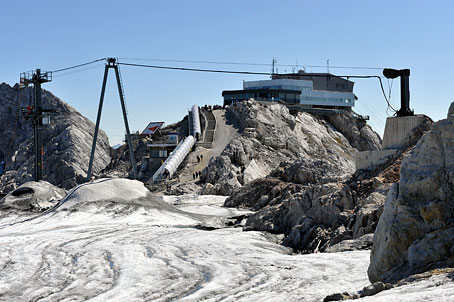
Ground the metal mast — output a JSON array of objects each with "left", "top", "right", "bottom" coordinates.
[
  {"left": 383, "top": 68, "right": 413, "bottom": 117},
  {"left": 87, "top": 58, "right": 137, "bottom": 180},
  {"left": 20, "top": 69, "right": 52, "bottom": 181}
]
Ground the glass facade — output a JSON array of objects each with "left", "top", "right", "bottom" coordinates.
[{"left": 224, "top": 78, "right": 356, "bottom": 107}]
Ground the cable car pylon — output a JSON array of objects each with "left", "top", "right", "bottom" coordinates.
[{"left": 87, "top": 58, "right": 137, "bottom": 180}]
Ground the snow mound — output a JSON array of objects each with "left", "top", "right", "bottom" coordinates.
[
  {"left": 1, "top": 181, "right": 65, "bottom": 210},
  {"left": 59, "top": 178, "right": 149, "bottom": 208}
]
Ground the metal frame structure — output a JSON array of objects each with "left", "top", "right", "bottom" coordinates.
[
  {"left": 383, "top": 68, "right": 413, "bottom": 117},
  {"left": 19, "top": 69, "right": 53, "bottom": 181},
  {"left": 87, "top": 58, "right": 137, "bottom": 180}
]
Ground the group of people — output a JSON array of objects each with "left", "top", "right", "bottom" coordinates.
[
  {"left": 196, "top": 154, "right": 204, "bottom": 163},
  {"left": 202, "top": 104, "right": 224, "bottom": 111},
  {"left": 193, "top": 171, "right": 201, "bottom": 179}
]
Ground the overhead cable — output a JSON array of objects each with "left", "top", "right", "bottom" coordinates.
[
  {"left": 117, "top": 57, "right": 383, "bottom": 70},
  {"left": 117, "top": 61, "right": 396, "bottom": 112},
  {"left": 117, "top": 62, "right": 273, "bottom": 75},
  {"left": 52, "top": 63, "right": 105, "bottom": 78},
  {"left": 48, "top": 57, "right": 395, "bottom": 113},
  {"left": 52, "top": 58, "right": 106, "bottom": 73}
]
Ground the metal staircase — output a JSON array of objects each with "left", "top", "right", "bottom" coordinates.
[{"left": 197, "top": 109, "right": 215, "bottom": 148}]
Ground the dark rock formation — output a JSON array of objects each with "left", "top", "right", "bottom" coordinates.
[{"left": 0, "top": 83, "right": 111, "bottom": 192}]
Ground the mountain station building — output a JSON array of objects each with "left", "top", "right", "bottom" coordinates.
[{"left": 222, "top": 70, "right": 357, "bottom": 110}]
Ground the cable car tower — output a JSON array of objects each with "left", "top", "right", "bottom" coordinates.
[
  {"left": 87, "top": 58, "right": 137, "bottom": 180},
  {"left": 19, "top": 69, "right": 53, "bottom": 181}
]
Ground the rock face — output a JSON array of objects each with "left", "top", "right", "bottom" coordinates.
[
  {"left": 368, "top": 109, "right": 454, "bottom": 283},
  {"left": 0, "top": 83, "right": 111, "bottom": 192},
  {"left": 198, "top": 100, "right": 392, "bottom": 253},
  {"left": 216, "top": 101, "right": 432, "bottom": 254},
  {"left": 323, "top": 112, "right": 381, "bottom": 151},
  {"left": 448, "top": 102, "right": 454, "bottom": 117},
  {"left": 223, "top": 156, "right": 390, "bottom": 253},
  {"left": 201, "top": 101, "right": 376, "bottom": 195}
]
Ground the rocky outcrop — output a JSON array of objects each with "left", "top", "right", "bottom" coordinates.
[
  {"left": 201, "top": 101, "right": 373, "bottom": 195},
  {"left": 0, "top": 83, "right": 111, "bottom": 192},
  {"left": 368, "top": 106, "right": 454, "bottom": 283},
  {"left": 222, "top": 112, "right": 432, "bottom": 254},
  {"left": 223, "top": 156, "right": 389, "bottom": 253},
  {"left": 448, "top": 102, "right": 454, "bottom": 118},
  {"left": 323, "top": 111, "right": 382, "bottom": 151},
  {"left": 206, "top": 101, "right": 399, "bottom": 253}
]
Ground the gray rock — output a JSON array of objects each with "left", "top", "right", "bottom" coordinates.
[
  {"left": 324, "top": 110, "right": 382, "bottom": 151},
  {"left": 202, "top": 101, "right": 362, "bottom": 196},
  {"left": 225, "top": 155, "right": 391, "bottom": 253},
  {"left": 0, "top": 83, "right": 111, "bottom": 191},
  {"left": 360, "top": 281, "right": 390, "bottom": 297},
  {"left": 1, "top": 180, "right": 66, "bottom": 211},
  {"left": 351, "top": 192, "right": 386, "bottom": 238},
  {"left": 323, "top": 292, "right": 355, "bottom": 301},
  {"left": 368, "top": 114, "right": 454, "bottom": 283},
  {"left": 448, "top": 102, "right": 454, "bottom": 117},
  {"left": 325, "top": 233, "right": 374, "bottom": 253}
]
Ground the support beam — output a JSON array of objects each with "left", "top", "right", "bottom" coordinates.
[
  {"left": 397, "top": 71, "right": 412, "bottom": 117},
  {"left": 87, "top": 65, "right": 109, "bottom": 180},
  {"left": 114, "top": 65, "right": 137, "bottom": 179},
  {"left": 33, "top": 70, "right": 43, "bottom": 181}
]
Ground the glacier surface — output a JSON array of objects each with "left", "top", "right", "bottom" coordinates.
[{"left": 1, "top": 179, "right": 451, "bottom": 301}]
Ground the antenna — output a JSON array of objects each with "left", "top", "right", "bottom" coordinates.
[
  {"left": 272, "top": 58, "right": 276, "bottom": 75},
  {"left": 327, "top": 59, "right": 330, "bottom": 73}
]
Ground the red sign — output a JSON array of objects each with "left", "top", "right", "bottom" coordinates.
[{"left": 141, "top": 122, "right": 164, "bottom": 135}]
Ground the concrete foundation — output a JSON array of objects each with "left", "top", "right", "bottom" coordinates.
[
  {"left": 355, "top": 115, "right": 426, "bottom": 171},
  {"left": 356, "top": 149, "right": 398, "bottom": 171},
  {"left": 382, "top": 115, "right": 427, "bottom": 149}
]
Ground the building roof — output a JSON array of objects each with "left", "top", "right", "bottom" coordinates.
[{"left": 272, "top": 70, "right": 354, "bottom": 92}]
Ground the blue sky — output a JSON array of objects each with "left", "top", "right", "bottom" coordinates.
[{"left": 1, "top": 0, "right": 453, "bottom": 145}]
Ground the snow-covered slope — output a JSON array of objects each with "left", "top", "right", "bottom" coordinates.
[{"left": 0, "top": 179, "right": 371, "bottom": 301}]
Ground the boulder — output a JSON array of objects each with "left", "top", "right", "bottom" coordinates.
[
  {"left": 325, "top": 234, "right": 374, "bottom": 253},
  {"left": 368, "top": 114, "right": 454, "bottom": 283}
]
